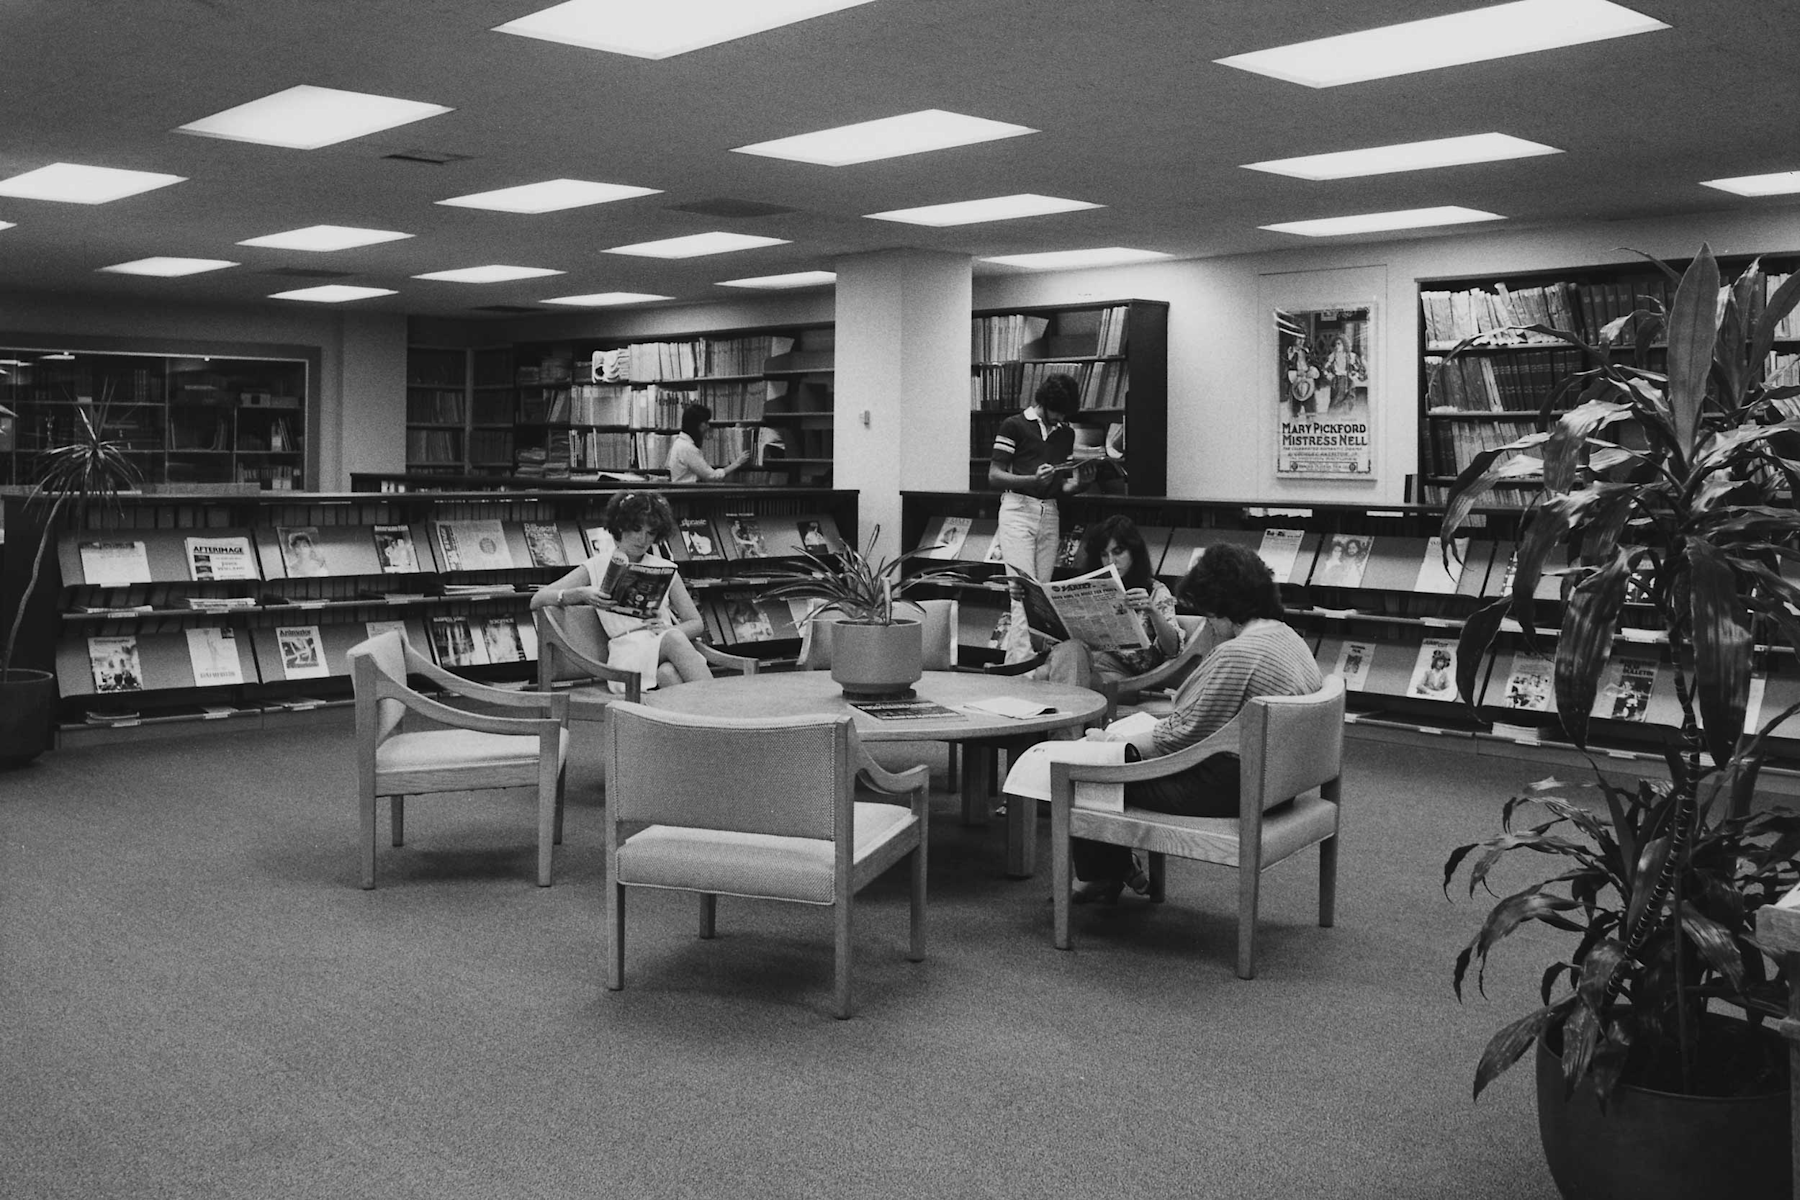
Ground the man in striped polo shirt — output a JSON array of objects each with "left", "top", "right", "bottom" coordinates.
[{"left": 988, "top": 373, "right": 1092, "bottom": 662}]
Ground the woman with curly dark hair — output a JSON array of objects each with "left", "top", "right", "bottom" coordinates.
[
  {"left": 529, "top": 490, "right": 713, "bottom": 688},
  {"left": 1039, "top": 514, "right": 1182, "bottom": 690}
]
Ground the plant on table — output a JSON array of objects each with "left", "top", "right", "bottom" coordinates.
[
  {"left": 761, "top": 525, "right": 971, "bottom": 625},
  {"left": 1437, "top": 243, "right": 1800, "bottom": 1104}
]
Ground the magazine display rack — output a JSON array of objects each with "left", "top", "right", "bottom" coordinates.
[
  {"left": 6, "top": 485, "right": 857, "bottom": 742},
  {"left": 900, "top": 490, "right": 1800, "bottom": 777}
]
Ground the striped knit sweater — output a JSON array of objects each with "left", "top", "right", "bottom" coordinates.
[{"left": 1143, "top": 619, "right": 1323, "bottom": 758}]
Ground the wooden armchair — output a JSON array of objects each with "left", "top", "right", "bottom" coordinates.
[
  {"left": 604, "top": 702, "right": 930, "bottom": 1018},
  {"left": 534, "top": 604, "right": 759, "bottom": 727},
  {"left": 1048, "top": 675, "right": 1347, "bottom": 978},
  {"left": 347, "top": 630, "right": 570, "bottom": 889}
]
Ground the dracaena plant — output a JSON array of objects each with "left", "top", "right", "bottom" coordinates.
[
  {"left": 760, "top": 525, "right": 970, "bottom": 625},
  {"left": 2, "top": 392, "right": 143, "bottom": 678},
  {"left": 1437, "top": 244, "right": 1800, "bottom": 1103}
]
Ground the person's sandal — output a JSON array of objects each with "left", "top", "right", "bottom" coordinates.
[
  {"left": 1123, "top": 855, "right": 1151, "bottom": 898},
  {"left": 1070, "top": 876, "right": 1126, "bottom": 905}
]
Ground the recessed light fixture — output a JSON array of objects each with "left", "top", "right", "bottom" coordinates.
[
  {"left": 437, "top": 178, "right": 662, "bottom": 213},
  {"left": 1244, "top": 133, "right": 1561, "bottom": 180},
  {"left": 0, "top": 163, "right": 185, "bottom": 205},
  {"left": 1261, "top": 206, "right": 1504, "bottom": 236},
  {"left": 40, "top": 352, "right": 76, "bottom": 361},
  {"left": 177, "top": 84, "right": 452, "bottom": 150},
  {"left": 100, "top": 257, "right": 239, "bottom": 277},
  {"left": 1701, "top": 171, "right": 1800, "bottom": 197},
  {"left": 540, "top": 292, "right": 673, "bottom": 306},
  {"left": 867, "top": 194, "right": 1101, "bottom": 227},
  {"left": 0, "top": 221, "right": 13, "bottom": 232},
  {"left": 1216, "top": 0, "right": 1668, "bottom": 88},
  {"left": 412, "top": 265, "right": 566, "bottom": 283},
  {"left": 493, "top": 0, "right": 879, "bottom": 59},
  {"left": 238, "top": 225, "right": 414, "bottom": 252},
  {"left": 603, "top": 231, "right": 788, "bottom": 258},
  {"left": 734, "top": 110, "right": 1037, "bottom": 167},
  {"left": 718, "top": 271, "right": 837, "bottom": 289},
  {"left": 269, "top": 285, "right": 398, "bottom": 303},
  {"left": 980, "top": 247, "right": 1170, "bottom": 270}
]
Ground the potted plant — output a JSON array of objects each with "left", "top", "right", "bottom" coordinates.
[
  {"left": 762, "top": 526, "right": 969, "bottom": 696},
  {"left": 1, "top": 395, "right": 143, "bottom": 765},
  {"left": 1438, "top": 244, "right": 1798, "bottom": 1199}
]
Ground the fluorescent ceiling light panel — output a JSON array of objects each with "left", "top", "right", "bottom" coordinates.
[
  {"left": 412, "top": 265, "right": 565, "bottom": 283},
  {"left": 237, "top": 225, "right": 414, "bottom": 252},
  {"left": 980, "top": 247, "right": 1170, "bottom": 270},
  {"left": 1701, "top": 171, "right": 1800, "bottom": 197},
  {"left": 1244, "top": 133, "right": 1561, "bottom": 180},
  {"left": 734, "top": 110, "right": 1037, "bottom": 167},
  {"left": 540, "top": 292, "right": 673, "bottom": 306},
  {"left": 269, "top": 285, "right": 398, "bottom": 303},
  {"left": 604, "top": 231, "right": 787, "bottom": 258},
  {"left": 718, "top": 271, "right": 836, "bottom": 289},
  {"left": 1216, "top": 0, "right": 1668, "bottom": 88},
  {"left": 494, "top": 0, "right": 879, "bottom": 59},
  {"left": 0, "top": 163, "right": 185, "bottom": 204},
  {"left": 1261, "top": 205, "right": 1504, "bottom": 236},
  {"left": 867, "top": 193, "right": 1101, "bottom": 227},
  {"left": 177, "top": 85, "right": 451, "bottom": 149},
  {"left": 0, "top": 222, "right": 13, "bottom": 232},
  {"left": 101, "top": 257, "right": 238, "bottom": 277},
  {"left": 438, "top": 178, "right": 661, "bottom": 213}
]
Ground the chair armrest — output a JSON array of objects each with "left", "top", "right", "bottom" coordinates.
[
  {"left": 854, "top": 745, "right": 931, "bottom": 797},
  {"left": 982, "top": 650, "right": 1047, "bottom": 678},
  {"left": 403, "top": 648, "right": 571, "bottom": 720},
  {"left": 375, "top": 672, "right": 566, "bottom": 737},
  {"left": 537, "top": 615, "right": 641, "bottom": 691},
  {"left": 1052, "top": 719, "right": 1243, "bottom": 787},
  {"left": 697, "top": 641, "right": 759, "bottom": 677}
]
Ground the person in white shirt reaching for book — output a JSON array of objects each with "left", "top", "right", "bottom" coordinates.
[
  {"left": 666, "top": 403, "right": 752, "bottom": 484},
  {"left": 1035, "top": 515, "right": 1182, "bottom": 692},
  {"left": 1070, "top": 542, "right": 1323, "bottom": 903},
  {"left": 529, "top": 490, "right": 714, "bottom": 689}
]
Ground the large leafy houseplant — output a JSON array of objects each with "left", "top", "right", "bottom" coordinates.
[
  {"left": 1438, "top": 244, "right": 1800, "bottom": 1104},
  {"left": 760, "top": 525, "right": 970, "bottom": 625}
]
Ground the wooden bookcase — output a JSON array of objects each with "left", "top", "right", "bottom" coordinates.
[
  {"left": 9, "top": 484, "right": 857, "bottom": 743},
  {"left": 1415, "top": 253, "right": 1800, "bottom": 505},
  {"left": 969, "top": 299, "right": 1168, "bottom": 496},
  {"left": 898, "top": 489, "right": 1800, "bottom": 781},
  {"left": 404, "top": 346, "right": 468, "bottom": 475},
  {"left": 0, "top": 346, "right": 309, "bottom": 490}
]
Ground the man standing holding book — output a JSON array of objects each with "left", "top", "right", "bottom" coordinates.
[{"left": 989, "top": 373, "right": 1093, "bottom": 663}]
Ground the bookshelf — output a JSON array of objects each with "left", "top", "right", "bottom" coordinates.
[
  {"left": 405, "top": 346, "right": 469, "bottom": 475},
  {"left": 1415, "top": 254, "right": 1800, "bottom": 506},
  {"left": 898, "top": 490, "right": 1800, "bottom": 781},
  {"left": 0, "top": 347, "right": 309, "bottom": 491},
  {"left": 6, "top": 485, "right": 858, "bottom": 743},
  {"left": 969, "top": 299, "right": 1168, "bottom": 496}
]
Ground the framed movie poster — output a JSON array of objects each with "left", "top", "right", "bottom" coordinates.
[{"left": 1276, "top": 306, "right": 1374, "bottom": 479}]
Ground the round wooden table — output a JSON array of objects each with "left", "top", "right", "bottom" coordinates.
[{"left": 643, "top": 670, "right": 1107, "bottom": 878}]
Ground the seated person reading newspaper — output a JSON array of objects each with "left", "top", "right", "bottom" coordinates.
[
  {"left": 1033, "top": 516, "right": 1182, "bottom": 691},
  {"left": 528, "top": 491, "right": 713, "bottom": 690},
  {"left": 1005, "top": 543, "right": 1323, "bottom": 903}
]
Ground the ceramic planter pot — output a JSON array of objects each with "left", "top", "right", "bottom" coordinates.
[
  {"left": 829, "top": 619, "right": 923, "bottom": 698},
  {"left": 1535, "top": 1019, "right": 1791, "bottom": 1200},
  {"left": 0, "top": 668, "right": 58, "bottom": 766}
]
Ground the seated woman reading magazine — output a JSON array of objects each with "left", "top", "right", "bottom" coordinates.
[
  {"left": 529, "top": 490, "right": 713, "bottom": 690},
  {"left": 1035, "top": 515, "right": 1183, "bottom": 691}
]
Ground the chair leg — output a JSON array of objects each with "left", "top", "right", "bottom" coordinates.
[
  {"left": 1318, "top": 835, "right": 1339, "bottom": 928},
  {"left": 1051, "top": 802, "right": 1072, "bottom": 950},
  {"left": 959, "top": 743, "right": 988, "bottom": 827},
  {"left": 606, "top": 884, "right": 625, "bottom": 991},
  {"left": 945, "top": 743, "right": 960, "bottom": 801},
  {"left": 1237, "top": 866, "right": 1262, "bottom": 980},
  {"left": 553, "top": 768, "right": 566, "bottom": 847},
  {"left": 1147, "top": 852, "right": 1167, "bottom": 903},
  {"left": 390, "top": 795, "right": 405, "bottom": 848},
  {"left": 698, "top": 893, "right": 717, "bottom": 939},
  {"left": 834, "top": 900, "right": 854, "bottom": 1020},
  {"left": 361, "top": 789, "right": 379, "bottom": 889},
  {"left": 537, "top": 766, "right": 560, "bottom": 888},
  {"left": 908, "top": 844, "right": 927, "bottom": 964}
]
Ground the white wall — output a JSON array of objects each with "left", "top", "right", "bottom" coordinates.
[{"left": 0, "top": 291, "right": 408, "bottom": 490}]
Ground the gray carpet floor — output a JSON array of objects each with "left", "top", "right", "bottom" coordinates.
[{"left": 1, "top": 722, "right": 1575, "bottom": 1199}]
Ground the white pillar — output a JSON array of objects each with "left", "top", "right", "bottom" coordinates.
[{"left": 833, "top": 249, "right": 971, "bottom": 559}]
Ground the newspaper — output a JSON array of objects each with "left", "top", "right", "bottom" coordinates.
[{"left": 1010, "top": 564, "right": 1151, "bottom": 655}]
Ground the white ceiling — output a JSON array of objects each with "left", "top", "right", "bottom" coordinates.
[{"left": 1, "top": 0, "right": 1794, "bottom": 320}]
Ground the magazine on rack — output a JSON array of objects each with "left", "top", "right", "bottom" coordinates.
[{"left": 1008, "top": 564, "right": 1151, "bottom": 655}]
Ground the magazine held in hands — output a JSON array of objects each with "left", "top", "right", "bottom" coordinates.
[
  {"left": 1008, "top": 564, "right": 1152, "bottom": 655},
  {"left": 599, "top": 555, "right": 676, "bottom": 618}
]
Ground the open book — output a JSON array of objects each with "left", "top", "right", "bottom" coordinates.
[
  {"left": 599, "top": 557, "right": 677, "bottom": 618},
  {"left": 1010, "top": 565, "right": 1151, "bottom": 655}
]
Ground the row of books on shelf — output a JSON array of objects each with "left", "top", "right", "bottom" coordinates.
[
  {"left": 971, "top": 307, "right": 1130, "bottom": 363},
  {"left": 62, "top": 613, "right": 543, "bottom": 700},
  {"left": 539, "top": 384, "right": 687, "bottom": 428},
  {"left": 971, "top": 359, "right": 1128, "bottom": 411},
  {"left": 169, "top": 419, "right": 295, "bottom": 453},
  {"left": 407, "top": 429, "right": 460, "bottom": 463},
  {"left": 1420, "top": 281, "right": 1581, "bottom": 346},
  {"left": 406, "top": 390, "right": 466, "bottom": 424},
  {"left": 468, "top": 430, "right": 514, "bottom": 464},
  {"left": 588, "top": 335, "right": 799, "bottom": 384},
  {"left": 1425, "top": 346, "right": 1586, "bottom": 411},
  {"left": 62, "top": 510, "right": 851, "bottom": 588},
  {"left": 1424, "top": 417, "right": 1541, "bottom": 477}
]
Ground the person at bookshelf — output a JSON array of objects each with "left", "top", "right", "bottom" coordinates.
[
  {"left": 667, "top": 404, "right": 752, "bottom": 484},
  {"left": 1037, "top": 515, "right": 1183, "bottom": 691},
  {"left": 1071, "top": 543, "right": 1323, "bottom": 903},
  {"left": 528, "top": 490, "right": 713, "bottom": 689},
  {"left": 989, "top": 372, "right": 1094, "bottom": 662}
]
